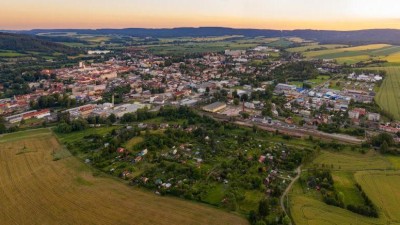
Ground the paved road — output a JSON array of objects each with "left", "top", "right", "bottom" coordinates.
[{"left": 280, "top": 166, "right": 301, "bottom": 218}]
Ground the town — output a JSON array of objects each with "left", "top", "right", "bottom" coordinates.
[
  {"left": 3, "top": 1, "right": 400, "bottom": 224},
  {"left": 0, "top": 45, "right": 397, "bottom": 143}
]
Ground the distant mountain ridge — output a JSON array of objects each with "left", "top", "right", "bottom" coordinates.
[
  {"left": 9, "top": 27, "right": 400, "bottom": 45},
  {"left": 0, "top": 32, "right": 81, "bottom": 54}
]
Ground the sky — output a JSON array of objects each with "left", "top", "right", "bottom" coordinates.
[{"left": 2, "top": 0, "right": 400, "bottom": 30}]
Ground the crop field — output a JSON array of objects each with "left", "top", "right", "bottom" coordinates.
[
  {"left": 0, "top": 50, "right": 27, "bottom": 57},
  {"left": 287, "top": 44, "right": 348, "bottom": 53},
  {"left": 290, "top": 187, "right": 384, "bottom": 225},
  {"left": 266, "top": 38, "right": 294, "bottom": 48},
  {"left": 335, "top": 55, "right": 375, "bottom": 64},
  {"left": 159, "top": 35, "right": 245, "bottom": 43},
  {"left": 290, "top": 146, "right": 400, "bottom": 225},
  {"left": 374, "top": 66, "right": 400, "bottom": 120},
  {"left": 286, "top": 37, "right": 307, "bottom": 43},
  {"left": 301, "top": 44, "right": 400, "bottom": 64},
  {"left": 310, "top": 150, "right": 392, "bottom": 171},
  {"left": 303, "top": 44, "right": 387, "bottom": 57},
  {"left": 382, "top": 52, "right": 400, "bottom": 64},
  {"left": 146, "top": 41, "right": 259, "bottom": 55},
  {"left": 0, "top": 129, "right": 248, "bottom": 225},
  {"left": 145, "top": 37, "right": 291, "bottom": 55},
  {"left": 355, "top": 171, "right": 400, "bottom": 223}
]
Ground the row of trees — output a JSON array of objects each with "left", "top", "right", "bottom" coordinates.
[
  {"left": 55, "top": 112, "right": 117, "bottom": 134},
  {"left": 347, "top": 183, "right": 378, "bottom": 218},
  {"left": 31, "top": 93, "right": 78, "bottom": 109},
  {"left": 55, "top": 119, "right": 88, "bottom": 133},
  {"left": 248, "top": 199, "right": 290, "bottom": 225},
  {"left": 306, "top": 169, "right": 379, "bottom": 218}
]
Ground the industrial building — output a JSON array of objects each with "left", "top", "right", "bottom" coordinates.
[{"left": 202, "top": 102, "right": 227, "bottom": 113}]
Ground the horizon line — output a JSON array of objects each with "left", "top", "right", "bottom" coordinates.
[{"left": 2, "top": 26, "right": 400, "bottom": 32}]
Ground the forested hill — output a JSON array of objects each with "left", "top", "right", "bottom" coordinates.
[
  {"left": 14, "top": 27, "right": 400, "bottom": 45},
  {"left": 0, "top": 32, "right": 81, "bottom": 55}
]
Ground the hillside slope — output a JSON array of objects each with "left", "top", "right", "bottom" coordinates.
[
  {"left": 0, "top": 129, "right": 249, "bottom": 225},
  {"left": 15, "top": 27, "right": 400, "bottom": 45},
  {"left": 0, "top": 32, "right": 81, "bottom": 55}
]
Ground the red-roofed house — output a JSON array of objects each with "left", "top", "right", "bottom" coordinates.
[
  {"left": 353, "top": 108, "right": 367, "bottom": 116},
  {"left": 22, "top": 109, "right": 50, "bottom": 120}
]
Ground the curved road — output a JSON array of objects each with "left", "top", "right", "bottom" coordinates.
[{"left": 280, "top": 166, "right": 301, "bottom": 218}]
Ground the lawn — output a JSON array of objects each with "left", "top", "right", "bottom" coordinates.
[{"left": 0, "top": 129, "right": 248, "bottom": 225}]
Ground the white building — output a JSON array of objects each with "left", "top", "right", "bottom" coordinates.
[{"left": 367, "top": 113, "right": 381, "bottom": 122}]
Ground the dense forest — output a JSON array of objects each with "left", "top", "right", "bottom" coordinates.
[
  {"left": 270, "top": 61, "right": 320, "bottom": 83},
  {"left": 0, "top": 32, "right": 81, "bottom": 55}
]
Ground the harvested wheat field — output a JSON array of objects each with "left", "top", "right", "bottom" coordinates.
[{"left": 0, "top": 129, "right": 248, "bottom": 225}]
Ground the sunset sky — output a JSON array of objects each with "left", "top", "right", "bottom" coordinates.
[{"left": 2, "top": 0, "right": 400, "bottom": 30}]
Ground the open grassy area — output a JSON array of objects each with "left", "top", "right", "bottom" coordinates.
[
  {"left": 266, "top": 39, "right": 294, "bottom": 48},
  {"left": 0, "top": 129, "right": 248, "bottom": 225},
  {"left": 0, "top": 50, "right": 27, "bottom": 57},
  {"left": 373, "top": 66, "right": 400, "bottom": 120},
  {"left": 290, "top": 75, "right": 330, "bottom": 88},
  {"left": 124, "top": 136, "right": 144, "bottom": 149},
  {"left": 287, "top": 44, "right": 348, "bottom": 53},
  {"left": 335, "top": 55, "right": 374, "bottom": 64},
  {"left": 56, "top": 126, "right": 118, "bottom": 143},
  {"left": 310, "top": 150, "right": 392, "bottom": 171},
  {"left": 385, "top": 155, "right": 400, "bottom": 169},
  {"left": 332, "top": 171, "right": 365, "bottom": 206}
]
